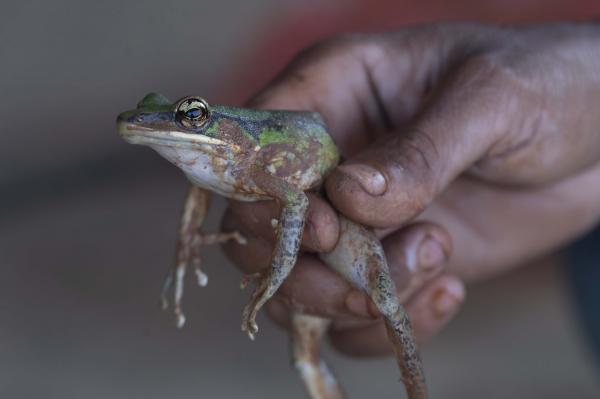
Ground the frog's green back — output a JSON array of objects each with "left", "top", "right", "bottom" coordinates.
[{"left": 210, "top": 105, "right": 340, "bottom": 178}]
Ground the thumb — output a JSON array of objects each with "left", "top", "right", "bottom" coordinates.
[{"left": 326, "top": 57, "right": 515, "bottom": 227}]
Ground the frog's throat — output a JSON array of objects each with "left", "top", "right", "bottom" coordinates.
[{"left": 118, "top": 122, "right": 239, "bottom": 152}]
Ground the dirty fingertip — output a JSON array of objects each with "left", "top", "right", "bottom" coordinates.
[
  {"left": 336, "top": 164, "right": 387, "bottom": 196},
  {"left": 324, "top": 166, "right": 389, "bottom": 227},
  {"left": 431, "top": 277, "right": 465, "bottom": 318},
  {"left": 303, "top": 194, "right": 340, "bottom": 252}
]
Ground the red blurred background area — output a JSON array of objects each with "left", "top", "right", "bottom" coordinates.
[{"left": 224, "top": 0, "right": 600, "bottom": 103}]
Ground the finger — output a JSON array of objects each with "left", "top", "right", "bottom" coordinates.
[
  {"left": 329, "top": 275, "right": 465, "bottom": 357},
  {"left": 383, "top": 222, "right": 452, "bottom": 303},
  {"left": 265, "top": 297, "right": 293, "bottom": 330},
  {"left": 247, "top": 29, "right": 463, "bottom": 156},
  {"left": 225, "top": 211, "right": 456, "bottom": 346},
  {"left": 416, "top": 162, "right": 600, "bottom": 282},
  {"left": 325, "top": 55, "right": 519, "bottom": 227},
  {"left": 226, "top": 192, "right": 339, "bottom": 253},
  {"left": 232, "top": 222, "right": 451, "bottom": 321}
]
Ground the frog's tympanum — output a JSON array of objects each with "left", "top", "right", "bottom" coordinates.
[{"left": 117, "top": 93, "right": 428, "bottom": 399}]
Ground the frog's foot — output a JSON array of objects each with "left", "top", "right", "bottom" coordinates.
[
  {"left": 292, "top": 314, "right": 345, "bottom": 399},
  {"left": 161, "top": 230, "right": 246, "bottom": 328},
  {"left": 240, "top": 273, "right": 277, "bottom": 340}
]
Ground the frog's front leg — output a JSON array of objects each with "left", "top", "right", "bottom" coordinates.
[
  {"left": 241, "top": 169, "right": 309, "bottom": 339},
  {"left": 162, "top": 185, "right": 246, "bottom": 327}
]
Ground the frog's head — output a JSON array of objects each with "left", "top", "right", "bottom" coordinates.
[
  {"left": 117, "top": 93, "right": 234, "bottom": 147},
  {"left": 119, "top": 93, "right": 268, "bottom": 196},
  {"left": 117, "top": 93, "right": 244, "bottom": 164}
]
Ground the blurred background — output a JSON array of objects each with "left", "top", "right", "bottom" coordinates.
[{"left": 2, "top": 0, "right": 600, "bottom": 398}]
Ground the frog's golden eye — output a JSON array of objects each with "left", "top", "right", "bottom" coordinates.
[{"left": 176, "top": 97, "right": 210, "bottom": 128}]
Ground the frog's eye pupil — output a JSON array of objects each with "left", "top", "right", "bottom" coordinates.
[{"left": 185, "top": 108, "right": 203, "bottom": 120}]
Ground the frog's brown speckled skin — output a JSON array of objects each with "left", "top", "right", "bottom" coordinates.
[{"left": 117, "top": 94, "right": 428, "bottom": 399}]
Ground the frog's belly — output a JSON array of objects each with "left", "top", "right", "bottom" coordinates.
[{"left": 151, "top": 145, "right": 268, "bottom": 202}]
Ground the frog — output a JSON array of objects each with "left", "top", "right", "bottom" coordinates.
[{"left": 117, "top": 93, "right": 429, "bottom": 399}]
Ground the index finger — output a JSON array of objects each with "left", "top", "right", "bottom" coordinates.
[{"left": 246, "top": 31, "right": 450, "bottom": 156}]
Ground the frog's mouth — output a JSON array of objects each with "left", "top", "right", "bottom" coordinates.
[{"left": 117, "top": 119, "right": 236, "bottom": 152}]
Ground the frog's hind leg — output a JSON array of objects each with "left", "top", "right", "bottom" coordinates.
[
  {"left": 161, "top": 185, "right": 246, "bottom": 328},
  {"left": 291, "top": 313, "right": 345, "bottom": 399},
  {"left": 241, "top": 170, "right": 309, "bottom": 339},
  {"left": 319, "top": 216, "right": 428, "bottom": 399}
]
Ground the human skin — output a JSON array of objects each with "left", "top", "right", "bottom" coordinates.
[{"left": 222, "top": 22, "right": 600, "bottom": 356}]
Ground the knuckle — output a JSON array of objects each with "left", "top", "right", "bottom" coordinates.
[
  {"left": 294, "top": 32, "right": 385, "bottom": 66},
  {"left": 383, "top": 132, "right": 441, "bottom": 206},
  {"left": 252, "top": 34, "right": 383, "bottom": 107},
  {"left": 457, "top": 51, "right": 520, "bottom": 94}
]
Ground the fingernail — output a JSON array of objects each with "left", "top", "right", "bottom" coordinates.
[
  {"left": 418, "top": 236, "right": 447, "bottom": 271},
  {"left": 432, "top": 280, "right": 465, "bottom": 318},
  {"left": 336, "top": 164, "right": 387, "bottom": 196}
]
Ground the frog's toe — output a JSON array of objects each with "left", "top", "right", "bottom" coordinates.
[
  {"left": 241, "top": 300, "right": 261, "bottom": 340},
  {"left": 241, "top": 278, "right": 273, "bottom": 340},
  {"left": 175, "top": 310, "right": 186, "bottom": 329},
  {"left": 233, "top": 231, "right": 247, "bottom": 245},
  {"left": 189, "top": 244, "right": 209, "bottom": 287},
  {"left": 194, "top": 269, "right": 208, "bottom": 287},
  {"left": 241, "top": 317, "right": 259, "bottom": 341},
  {"left": 159, "top": 261, "right": 194, "bottom": 328}
]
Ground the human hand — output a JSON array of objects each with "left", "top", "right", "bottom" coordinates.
[{"left": 223, "top": 22, "right": 600, "bottom": 355}]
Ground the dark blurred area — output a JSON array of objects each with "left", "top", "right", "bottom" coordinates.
[{"left": 2, "top": 1, "right": 600, "bottom": 398}]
